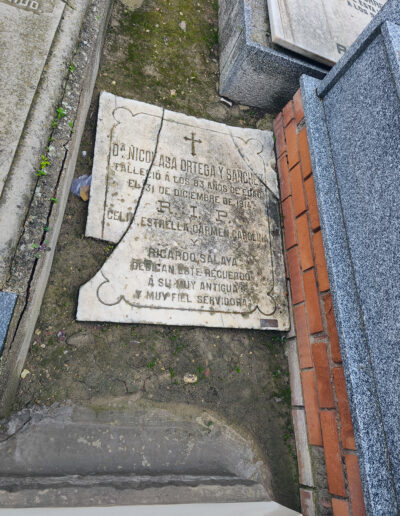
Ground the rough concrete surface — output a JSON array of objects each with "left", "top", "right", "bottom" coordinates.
[
  {"left": 0, "top": 0, "right": 64, "bottom": 193},
  {"left": 0, "top": 0, "right": 86, "bottom": 285},
  {"left": 0, "top": 399, "right": 275, "bottom": 506},
  {"left": 0, "top": 399, "right": 269, "bottom": 480}
]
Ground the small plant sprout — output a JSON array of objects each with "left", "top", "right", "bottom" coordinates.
[
  {"left": 44, "top": 226, "right": 50, "bottom": 232},
  {"left": 69, "top": 63, "right": 76, "bottom": 72},
  {"left": 50, "top": 197, "right": 58, "bottom": 203},
  {"left": 41, "top": 155, "right": 50, "bottom": 167},
  {"left": 234, "top": 365, "right": 241, "bottom": 373},
  {"left": 56, "top": 106, "right": 67, "bottom": 119},
  {"left": 36, "top": 154, "right": 50, "bottom": 177},
  {"left": 146, "top": 357, "right": 157, "bottom": 369},
  {"left": 32, "top": 243, "right": 39, "bottom": 249},
  {"left": 50, "top": 107, "right": 66, "bottom": 129}
]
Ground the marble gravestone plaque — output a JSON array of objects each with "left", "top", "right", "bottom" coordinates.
[
  {"left": 267, "top": 0, "right": 387, "bottom": 66},
  {"left": 79, "top": 92, "right": 289, "bottom": 330}
]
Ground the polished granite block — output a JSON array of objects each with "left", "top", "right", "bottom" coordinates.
[
  {"left": 301, "top": 2, "right": 400, "bottom": 513},
  {"left": 218, "top": 0, "right": 327, "bottom": 110}
]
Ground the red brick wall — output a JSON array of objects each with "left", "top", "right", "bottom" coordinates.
[{"left": 274, "top": 90, "right": 366, "bottom": 516}]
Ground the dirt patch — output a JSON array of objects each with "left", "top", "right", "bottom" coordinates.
[
  {"left": 13, "top": 0, "right": 298, "bottom": 509},
  {"left": 120, "top": 0, "right": 145, "bottom": 10}
]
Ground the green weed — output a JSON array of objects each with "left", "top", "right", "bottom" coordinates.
[
  {"left": 146, "top": 357, "right": 157, "bottom": 369},
  {"left": 56, "top": 107, "right": 66, "bottom": 119}
]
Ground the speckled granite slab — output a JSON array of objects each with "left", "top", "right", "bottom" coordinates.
[
  {"left": 301, "top": 2, "right": 400, "bottom": 513},
  {"left": 0, "top": 291, "right": 17, "bottom": 353},
  {"left": 218, "top": 0, "right": 327, "bottom": 111}
]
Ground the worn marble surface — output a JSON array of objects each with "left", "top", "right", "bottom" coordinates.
[
  {"left": 80, "top": 93, "right": 289, "bottom": 330},
  {"left": 301, "top": 8, "right": 400, "bottom": 513},
  {"left": 268, "top": 0, "right": 387, "bottom": 65}
]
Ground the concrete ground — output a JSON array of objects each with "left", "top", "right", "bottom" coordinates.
[{"left": 7, "top": 0, "right": 300, "bottom": 510}]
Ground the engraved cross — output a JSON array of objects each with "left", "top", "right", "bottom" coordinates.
[{"left": 184, "top": 132, "right": 202, "bottom": 157}]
